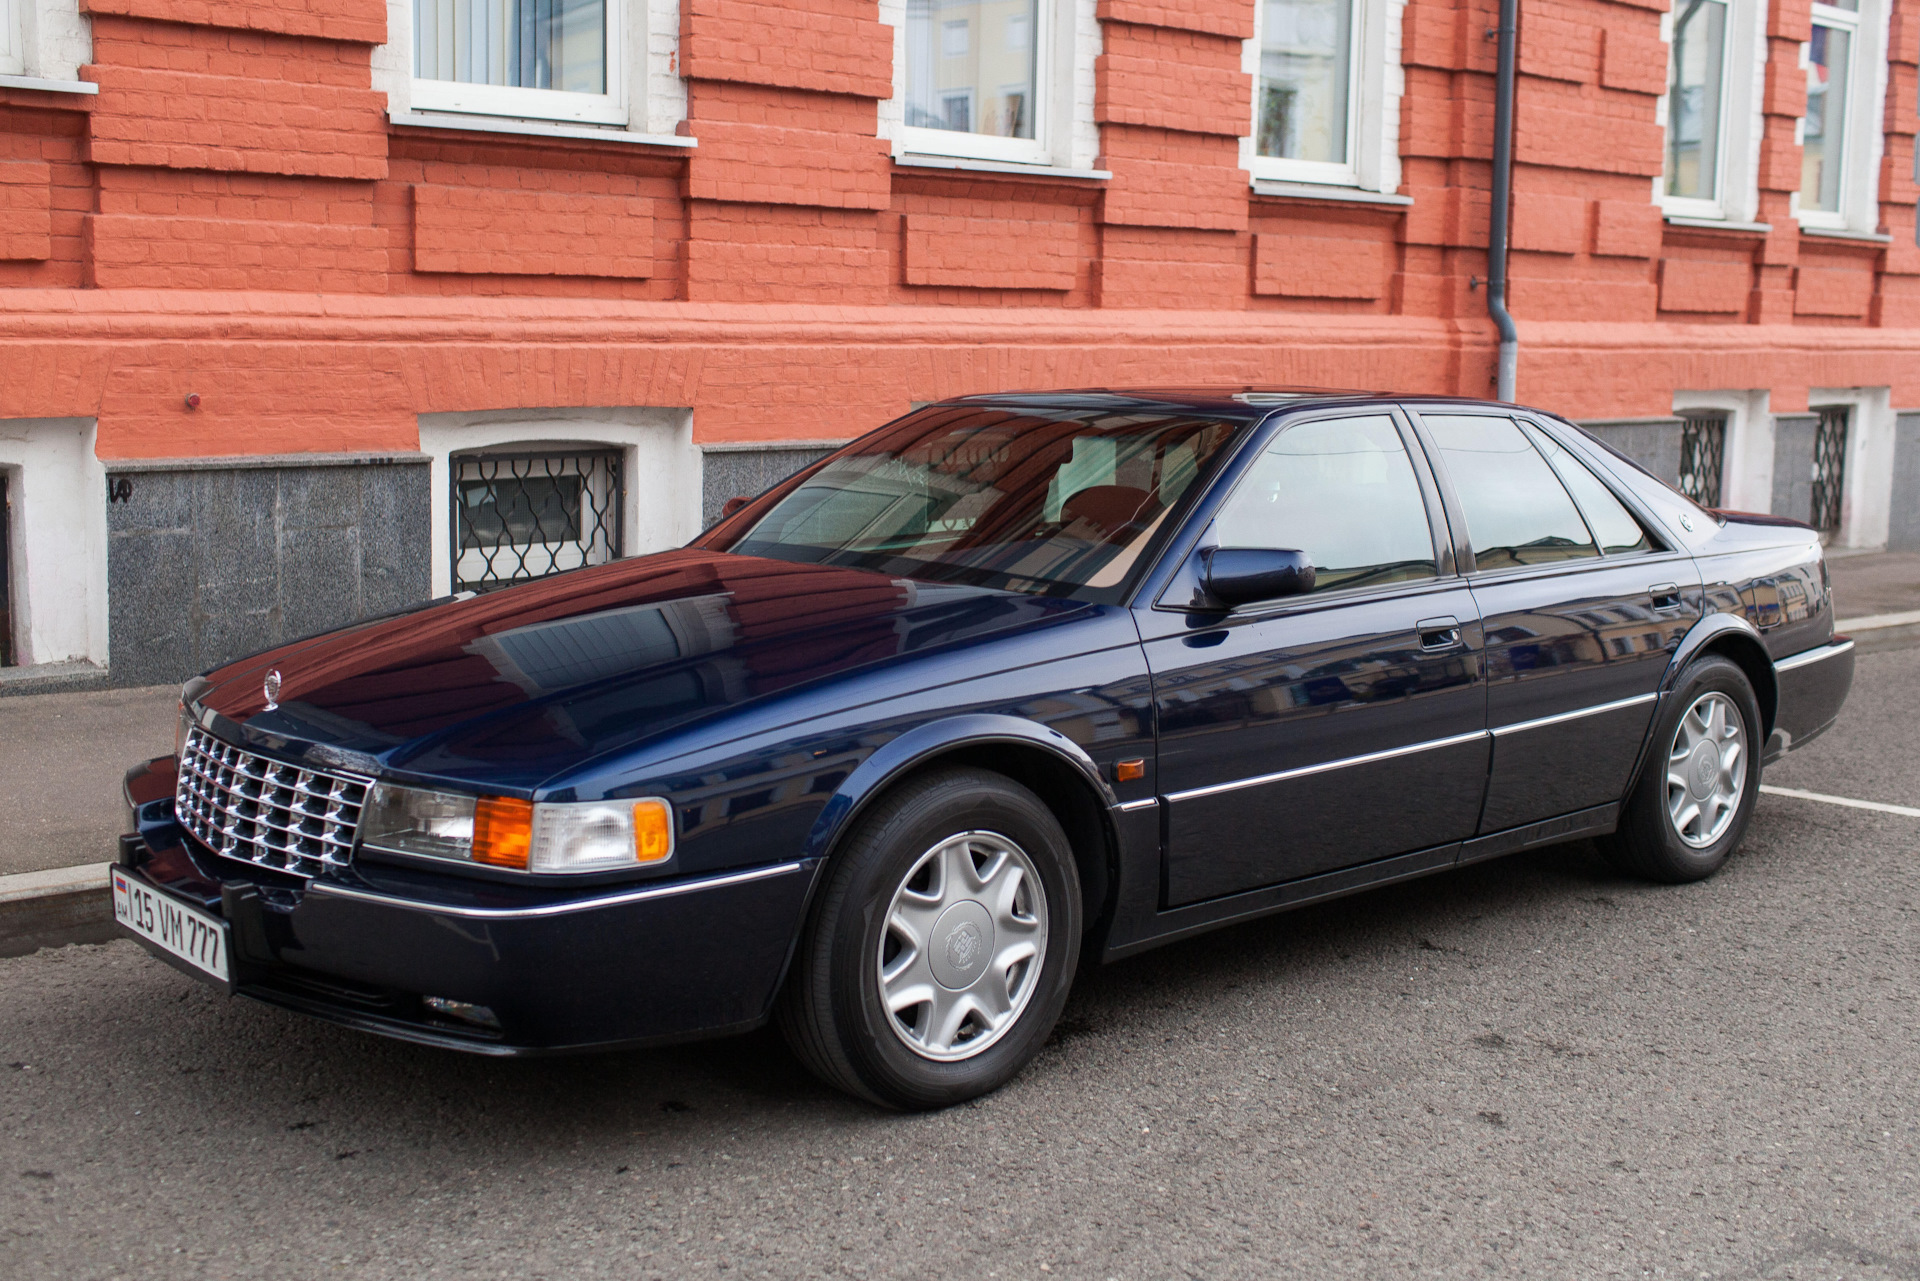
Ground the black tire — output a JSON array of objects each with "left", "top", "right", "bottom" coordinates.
[
  {"left": 1598, "top": 655, "right": 1762, "bottom": 883},
  {"left": 776, "top": 766, "right": 1082, "bottom": 1110}
]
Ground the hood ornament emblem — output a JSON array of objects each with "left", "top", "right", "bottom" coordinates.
[{"left": 263, "top": 669, "right": 282, "bottom": 712}]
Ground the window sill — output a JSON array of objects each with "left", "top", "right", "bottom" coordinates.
[
  {"left": 893, "top": 152, "right": 1110, "bottom": 181},
  {"left": 1798, "top": 224, "right": 1893, "bottom": 244},
  {"left": 1664, "top": 215, "right": 1772, "bottom": 235},
  {"left": 388, "top": 110, "right": 695, "bottom": 149},
  {"left": 0, "top": 73, "right": 98, "bottom": 95},
  {"left": 1250, "top": 179, "right": 1412, "bottom": 207}
]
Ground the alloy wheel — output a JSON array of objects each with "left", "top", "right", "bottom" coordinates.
[
  {"left": 877, "top": 830, "right": 1049, "bottom": 1062},
  {"left": 1665, "top": 690, "right": 1748, "bottom": 848}
]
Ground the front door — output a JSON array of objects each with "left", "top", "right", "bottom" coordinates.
[
  {"left": 1141, "top": 411, "right": 1489, "bottom": 907},
  {"left": 1410, "top": 411, "right": 1703, "bottom": 833}
]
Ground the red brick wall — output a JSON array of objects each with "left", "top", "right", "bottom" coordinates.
[{"left": 0, "top": 0, "right": 1918, "bottom": 455}]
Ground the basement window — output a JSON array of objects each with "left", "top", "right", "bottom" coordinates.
[{"left": 452, "top": 448, "right": 624, "bottom": 593}]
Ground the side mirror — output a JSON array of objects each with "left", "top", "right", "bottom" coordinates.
[
  {"left": 720, "top": 496, "right": 753, "bottom": 519},
  {"left": 1202, "top": 547, "right": 1315, "bottom": 607}
]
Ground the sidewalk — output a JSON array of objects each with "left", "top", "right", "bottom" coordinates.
[{"left": 2, "top": 549, "right": 1917, "bottom": 949}]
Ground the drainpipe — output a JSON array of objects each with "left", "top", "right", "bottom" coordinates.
[{"left": 1487, "top": 0, "right": 1519, "bottom": 403}]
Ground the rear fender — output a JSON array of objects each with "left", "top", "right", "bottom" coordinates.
[{"left": 1622, "top": 613, "right": 1779, "bottom": 794}]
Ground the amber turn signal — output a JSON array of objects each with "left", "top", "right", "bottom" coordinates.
[
  {"left": 633, "top": 799, "right": 673, "bottom": 864},
  {"left": 472, "top": 796, "right": 535, "bottom": 869},
  {"left": 1115, "top": 758, "right": 1146, "bottom": 783}
]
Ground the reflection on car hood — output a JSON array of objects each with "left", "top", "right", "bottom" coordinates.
[{"left": 194, "top": 549, "right": 1086, "bottom": 788}]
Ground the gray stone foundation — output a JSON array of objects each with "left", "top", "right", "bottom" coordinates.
[{"left": 106, "top": 454, "right": 431, "bottom": 687}]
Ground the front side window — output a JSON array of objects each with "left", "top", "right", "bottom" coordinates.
[
  {"left": 1421, "top": 416, "right": 1600, "bottom": 570},
  {"left": 1802, "top": 1, "right": 1858, "bottom": 216},
  {"left": 1665, "top": 0, "right": 1730, "bottom": 204},
  {"left": 903, "top": 0, "right": 1043, "bottom": 162},
  {"left": 1212, "top": 415, "right": 1437, "bottom": 594},
  {"left": 413, "top": 0, "right": 621, "bottom": 123},
  {"left": 1255, "top": 0, "right": 1355, "bottom": 170},
  {"left": 717, "top": 405, "right": 1243, "bottom": 602}
]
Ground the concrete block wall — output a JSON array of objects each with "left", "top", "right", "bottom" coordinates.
[{"left": 1891, "top": 413, "right": 1920, "bottom": 551}]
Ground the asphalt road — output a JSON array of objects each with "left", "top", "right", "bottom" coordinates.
[{"left": 3, "top": 651, "right": 1916, "bottom": 1280}]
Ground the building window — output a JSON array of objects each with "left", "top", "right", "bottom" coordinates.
[
  {"left": 452, "top": 448, "right": 624, "bottom": 592},
  {"left": 1247, "top": 0, "right": 1400, "bottom": 192},
  {"left": 2, "top": 0, "right": 22, "bottom": 77},
  {"left": 1795, "top": 0, "right": 1887, "bottom": 231},
  {"left": 1665, "top": 0, "right": 1729, "bottom": 205},
  {"left": 1256, "top": 0, "right": 1354, "bottom": 169},
  {"left": 902, "top": 0, "right": 1043, "bottom": 163},
  {"left": 1801, "top": 4, "right": 1856, "bottom": 215},
  {"left": 0, "top": 473, "right": 13, "bottom": 667},
  {"left": 1810, "top": 405, "right": 1849, "bottom": 534},
  {"left": 412, "top": 0, "right": 624, "bottom": 124},
  {"left": 1678, "top": 411, "right": 1729, "bottom": 507}
]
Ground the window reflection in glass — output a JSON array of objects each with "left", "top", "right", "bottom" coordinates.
[
  {"left": 415, "top": 0, "right": 606, "bottom": 94},
  {"left": 1213, "top": 415, "right": 1436, "bottom": 593},
  {"left": 906, "top": 0, "right": 1038, "bottom": 139},
  {"left": 1422, "top": 416, "right": 1600, "bottom": 568},
  {"left": 1256, "top": 0, "right": 1353, "bottom": 164},
  {"left": 1665, "top": 0, "right": 1727, "bottom": 201},
  {"left": 726, "top": 406, "right": 1240, "bottom": 601},
  {"left": 1802, "top": 16, "right": 1852, "bottom": 213}
]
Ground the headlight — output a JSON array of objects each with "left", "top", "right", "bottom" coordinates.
[{"left": 359, "top": 783, "right": 674, "bottom": 874}]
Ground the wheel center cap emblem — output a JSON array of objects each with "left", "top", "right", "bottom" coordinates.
[
  {"left": 262, "top": 669, "right": 282, "bottom": 712},
  {"left": 927, "top": 900, "right": 996, "bottom": 991},
  {"left": 1687, "top": 743, "right": 1718, "bottom": 798},
  {"left": 945, "top": 922, "right": 983, "bottom": 972}
]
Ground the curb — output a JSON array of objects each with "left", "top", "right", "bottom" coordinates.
[
  {"left": 1836, "top": 610, "right": 1920, "bottom": 655},
  {"left": 0, "top": 863, "right": 118, "bottom": 959}
]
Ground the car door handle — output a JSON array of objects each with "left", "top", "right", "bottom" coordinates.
[
  {"left": 1649, "top": 583, "right": 1682, "bottom": 610},
  {"left": 1417, "top": 616, "right": 1462, "bottom": 651}
]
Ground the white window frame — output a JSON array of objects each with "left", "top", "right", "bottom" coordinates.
[
  {"left": 417, "top": 408, "right": 701, "bottom": 598},
  {"left": 1242, "top": 0, "right": 1403, "bottom": 194},
  {"left": 406, "top": 0, "right": 630, "bottom": 126},
  {"left": 3, "top": 0, "right": 25, "bottom": 77},
  {"left": 1658, "top": 0, "right": 1769, "bottom": 223},
  {"left": 0, "top": 0, "right": 94, "bottom": 90},
  {"left": 887, "top": 0, "right": 1057, "bottom": 166},
  {"left": 1672, "top": 389, "right": 1773, "bottom": 513},
  {"left": 1794, "top": 0, "right": 1888, "bottom": 233}
]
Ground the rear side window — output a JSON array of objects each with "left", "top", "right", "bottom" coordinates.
[
  {"left": 1520, "top": 422, "right": 1654, "bottom": 555},
  {"left": 1212, "top": 414, "right": 1438, "bottom": 594},
  {"left": 1420, "top": 415, "right": 1599, "bottom": 569}
]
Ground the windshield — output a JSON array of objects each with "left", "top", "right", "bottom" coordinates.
[{"left": 713, "top": 404, "right": 1247, "bottom": 601}]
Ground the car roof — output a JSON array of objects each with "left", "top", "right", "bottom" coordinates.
[{"left": 941, "top": 387, "right": 1530, "bottom": 420}]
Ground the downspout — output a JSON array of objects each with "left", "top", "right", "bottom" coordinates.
[{"left": 1487, "top": 0, "right": 1519, "bottom": 402}]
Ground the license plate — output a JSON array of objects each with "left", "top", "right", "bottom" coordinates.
[{"left": 111, "top": 869, "right": 231, "bottom": 986}]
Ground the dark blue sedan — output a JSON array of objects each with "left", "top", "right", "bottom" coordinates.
[{"left": 114, "top": 390, "right": 1855, "bottom": 1108}]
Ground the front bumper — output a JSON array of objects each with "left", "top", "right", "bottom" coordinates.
[{"left": 118, "top": 766, "right": 820, "bottom": 1054}]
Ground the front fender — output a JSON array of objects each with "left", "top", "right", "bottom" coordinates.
[{"left": 800, "top": 713, "right": 1118, "bottom": 864}]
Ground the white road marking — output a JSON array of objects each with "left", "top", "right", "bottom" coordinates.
[
  {"left": 1834, "top": 608, "right": 1920, "bottom": 631},
  {"left": 1758, "top": 785, "right": 1920, "bottom": 818}
]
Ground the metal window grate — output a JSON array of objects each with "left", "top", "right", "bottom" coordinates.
[
  {"left": 175, "top": 726, "right": 370, "bottom": 878},
  {"left": 452, "top": 448, "right": 624, "bottom": 593},
  {"left": 1678, "top": 412, "right": 1728, "bottom": 508},
  {"left": 1810, "top": 406, "right": 1848, "bottom": 533}
]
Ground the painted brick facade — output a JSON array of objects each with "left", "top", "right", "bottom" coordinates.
[{"left": 3, "top": 0, "right": 1920, "bottom": 678}]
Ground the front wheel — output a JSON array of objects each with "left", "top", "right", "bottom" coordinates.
[
  {"left": 1598, "top": 654, "right": 1761, "bottom": 883},
  {"left": 777, "top": 767, "right": 1081, "bottom": 1109}
]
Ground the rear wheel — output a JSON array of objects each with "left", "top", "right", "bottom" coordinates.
[
  {"left": 1599, "top": 655, "right": 1761, "bottom": 883},
  {"left": 777, "top": 767, "right": 1081, "bottom": 1110}
]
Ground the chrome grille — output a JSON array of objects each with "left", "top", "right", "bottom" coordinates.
[{"left": 175, "top": 726, "right": 370, "bottom": 878}]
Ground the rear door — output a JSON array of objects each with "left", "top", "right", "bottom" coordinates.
[
  {"left": 1140, "top": 409, "right": 1488, "bottom": 906},
  {"left": 1408, "top": 410, "right": 1702, "bottom": 834}
]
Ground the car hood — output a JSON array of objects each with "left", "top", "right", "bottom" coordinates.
[{"left": 193, "top": 548, "right": 1091, "bottom": 791}]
